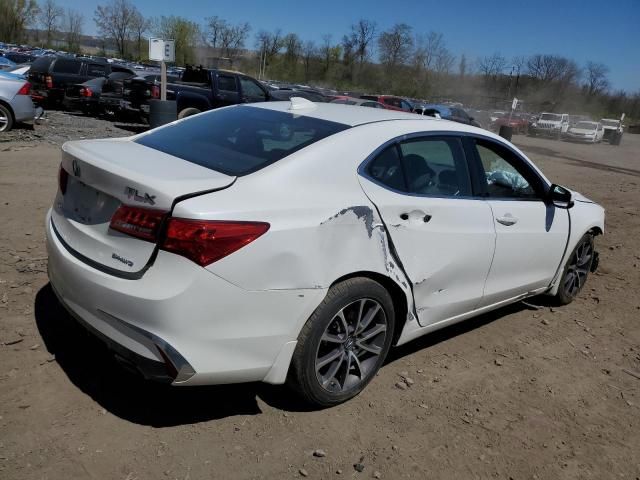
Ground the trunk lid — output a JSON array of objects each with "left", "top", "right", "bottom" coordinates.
[{"left": 51, "top": 138, "right": 236, "bottom": 274}]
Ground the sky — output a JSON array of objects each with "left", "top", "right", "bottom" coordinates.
[{"left": 55, "top": 0, "right": 639, "bottom": 92}]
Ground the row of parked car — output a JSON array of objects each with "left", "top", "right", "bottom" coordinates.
[{"left": 0, "top": 49, "right": 627, "bottom": 146}]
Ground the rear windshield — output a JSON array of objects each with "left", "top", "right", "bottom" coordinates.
[
  {"left": 135, "top": 106, "right": 350, "bottom": 176},
  {"left": 31, "top": 56, "right": 55, "bottom": 72}
]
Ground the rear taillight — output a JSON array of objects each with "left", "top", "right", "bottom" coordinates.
[
  {"left": 151, "top": 85, "right": 160, "bottom": 99},
  {"left": 45, "top": 75, "right": 53, "bottom": 89},
  {"left": 58, "top": 166, "right": 68, "bottom": 195},
  {"left": 109, "top": 205, "right": 167, "bottom": 242},
  {"left": 79, "top": 87, "right": 93, "bottom": 97},
  {"left": 17, "top": 82, "right": 31, "bottom": 95},
  {"left": 161, "top": 219, "right": 269, "bottom": 266}
]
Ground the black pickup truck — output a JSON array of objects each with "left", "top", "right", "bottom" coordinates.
[{"left": 120, "top": 66, "right": 272, "bottom": 121}]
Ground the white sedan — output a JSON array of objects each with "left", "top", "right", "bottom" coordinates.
[
  {"left": 46, "top": 99, "right": 604, "bottom": 406},
  {"left": 565, "top": 121, "right": 605, "bottom": 143}
]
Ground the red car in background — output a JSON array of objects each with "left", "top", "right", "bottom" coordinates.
[
  {"left": 492, "top": 112, "right": 529, "bottom": 134},
  {"left": 360, "top": 95, "right": 413, "bottom": 112}
]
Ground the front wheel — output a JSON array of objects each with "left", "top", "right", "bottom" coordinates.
[
  {"left": 554, "top": 233, "right": 595, "bottom": 305},
  {"left": 288, "top": 277, "right": 395, "bottom": 407},
  {"left": 177, "top": 107, "right": 201, "bottom": 119}
]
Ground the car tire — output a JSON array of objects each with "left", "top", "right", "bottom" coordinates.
[
  {"left": 0, "top": 103, "right": 14, "bottom": 132},
  {"left": 554, "top": 233, "right": 595, "bottom": 305},
  {"left": 287, "top": 277, "right": 395, "bottom": 407},
  {"left": 178, "top": 107, "right": 201, "bottom": 119}
]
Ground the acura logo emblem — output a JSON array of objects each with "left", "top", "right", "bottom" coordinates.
[{"left": 72, "top": 159, "right": 81, "bottom": 177}]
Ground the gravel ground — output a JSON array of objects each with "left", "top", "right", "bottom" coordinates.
[{"left": 0, "top": 114, "right": 639, "bottom": 479}]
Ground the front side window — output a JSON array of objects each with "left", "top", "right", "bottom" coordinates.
[
  {"left": 475, "top": 140, "right": 541, "bottom": 199},
  {"left": 399, "top": 137, "right": 471, "bottom": 196},
  {"left": 239, "top": 77, "right": 267, "bottom": 100}
]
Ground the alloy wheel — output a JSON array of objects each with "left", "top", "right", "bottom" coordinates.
[
  {"left": 563, "top": 240, "right": 593, "bottom": 298},
  {"left": 315, "top": 298, "right": 388, "bottom": 393}
]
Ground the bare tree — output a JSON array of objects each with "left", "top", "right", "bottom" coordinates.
[
  {"left": 458, "top": 54, "right": 467, "bottom": 78},
  {"left": 38, "top": 0, "right": 63, "bottom": 47},
  {"left": 64, "top": 9, "right": 84, "bottom": 52},
  {"left": 129, "top": 10, "right": 149, "bottom": 60},
  {"left": 526, "top": 54, "right": 579, "bottom": 85},
  {"left": 94, "top": 0, "right": 139, "bottom": 58},
  {"left": 219, "top": 22, "right": 251, "bottom": 59},
  {"left": 477, "top": 53, "right": 507, "bottom": 78},
  {"left": 302, "top": 40, "right": 316, "bottom": 81},
  {"left": 378, "top": 23, "right": 414, "bottom": 69},
  {"left": 0, "top": 0, "right": 39, "bottom": 43},
  {"left": 584, "top": 61, "right": 610, "bottom": 97},
  {"left": 351, "top": 19, "right": 376, "bottom": 67},
  {"left": 283, "top": 33, "right": 302, "bottom": 65},
  {"left": 205, "top": 16, "right": 227, "bottom": 49},
  {"left": 319, "top": 34, "right": 333, "bottom": 73}
]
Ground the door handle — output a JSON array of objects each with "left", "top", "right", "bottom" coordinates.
[
  {"left": 496, "top": 215, "right": 518, "bottom": 226},
  {"left": 400, "top": 212, "right": 432, "bottom": 222}
]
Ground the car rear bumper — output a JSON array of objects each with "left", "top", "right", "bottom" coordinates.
[
  {"left": 45, "top": 209, "right": 326, "bottom": 386},
  {"left": 11, "top": 94, "right": 36, "bottom": 123}
]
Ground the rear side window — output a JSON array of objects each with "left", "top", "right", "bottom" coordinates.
[
  {"left": 217, "top": 74, "right": 238, "bottom": 92},
  {"left": 135, "top": 106, "right": 350, "bottom": 176},
  {"left": 87, "top": 64, "right": 107, "bottom": 77},
  {"left": 52, "top": 59, "right": 82, "bottom": 74},
  {"left": 31, "top": 56, "right": 54, "bottom": 72},
  {"left": 367, "top": 146, "right": 407, "bottom": 192}
]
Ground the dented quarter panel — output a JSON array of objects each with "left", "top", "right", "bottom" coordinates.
[{"left": 172, "top": 122, "right": 426, "bottom": 333}]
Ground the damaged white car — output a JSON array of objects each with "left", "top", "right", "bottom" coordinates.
[{"left": 46, "top": 99, "right": 605, "bottom": 406}]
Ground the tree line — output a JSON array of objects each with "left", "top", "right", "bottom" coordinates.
[{"left": 0, "top": 0, "right": 637, "bottom": 120}]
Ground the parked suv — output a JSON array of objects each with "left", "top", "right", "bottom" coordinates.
[
  {"left": 28, "top": 56, "right": 132, "bottom": 105},
  {"left": 360, "top": 95, "right": 413, "bottom": 112},
  {"left": 600, "top": 117, "right": 624, "bottom": 145},
  {"left": 529, "top": 113, "right": 570, "bottom": 139}
]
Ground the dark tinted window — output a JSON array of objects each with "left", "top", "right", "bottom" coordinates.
[
  {"left": 52, "top": 59, "right": 82, "bottom": 74},
  {"left": 367, "top": 146, "right": 407, "bottom": 192},
  {"left": 31, "top": 56, "right": 55, "bottom": 72},
  {"left": 135, "top": 106, "right": 350, "bottom": 176},
  {"left": 217, "top": 74, "right": 238, "bottom": 92},
  {"left": 399, "top": 137, "right": 471, "bottom": 196},
  {"left": 239, "top": 76, "right": 267, "bottom": 100},
  {"left": 87, "top": 64, "right": 107, "bottom": 77}
]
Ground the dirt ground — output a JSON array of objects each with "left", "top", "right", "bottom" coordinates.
[{"left": 1, "top": 117, "right": 639, "bottom": 480}]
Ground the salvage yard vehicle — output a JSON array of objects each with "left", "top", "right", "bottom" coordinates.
[
  {"left": 46, "top": 100, "right": 605, "bottom": 407},
  {"left": 28, "top": 56, "right": 133, "bottom": 106},
  {"left": 0, "top": 71, "right": 35, "bottom": 132},
  {"left": 600, "top": 117, "right": 624, "bottom": 145},
  {"left": 330, "top": 96, "right": 386, "bottom": 108},
  {"left": 491, "top": 112, "right": 529, "bottom": 134},
  {"left": 528, "top": 112, "right": 570, "bottom": 139},
  {"left": 564, "top": 121, "right": 604, "bottom": 143},
  {"left": 359, "top": 95, "right": 413, "bottom": 112},
  {"left": 416, "top": 103, "right": 482, "bottom": 128},
  {"left": 63, "top": 69, "right": 137, "bottom": 115},
  {"left": 140, "top": 65, "right": 271, "bottom": 120}
]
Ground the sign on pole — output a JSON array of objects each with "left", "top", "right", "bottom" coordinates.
[
  {"left": 512, "top": 97, "right": 518, "bottom": 111},
  {"left": 149, "top": 38, "right": 175, "bottom": 102}
]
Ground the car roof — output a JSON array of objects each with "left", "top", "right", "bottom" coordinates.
[{"left": 246, "top": 101, "right": 500, "bottom": 135}]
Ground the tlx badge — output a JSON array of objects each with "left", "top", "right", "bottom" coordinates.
[{"left": 125, "top": 186, "right": 156, "bottom": 205}]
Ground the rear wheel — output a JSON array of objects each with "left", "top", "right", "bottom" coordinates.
[
  {"left": 555, "top": 233, "right": 594, "bottom": 305},
  {"left": 178, "top": 107, "right": 201, "bottom": 119},
  {"left": 288, "top": 277, "right": 395, "bottom": 407},
  {"left": 0, "top": 104, "right": 14, "bottom": 132}
]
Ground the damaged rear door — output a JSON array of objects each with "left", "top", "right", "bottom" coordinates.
[{"left": 358, "top": 135, "right": 495, "bottom": 327}]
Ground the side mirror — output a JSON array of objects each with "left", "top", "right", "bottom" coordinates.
[{"left": 548, "top": 184, "right": 574, "bottom": 209}]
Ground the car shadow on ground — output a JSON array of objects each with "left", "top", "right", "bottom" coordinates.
[{"left": 35, "top": 283, "right": 553, "bottom": 424}]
